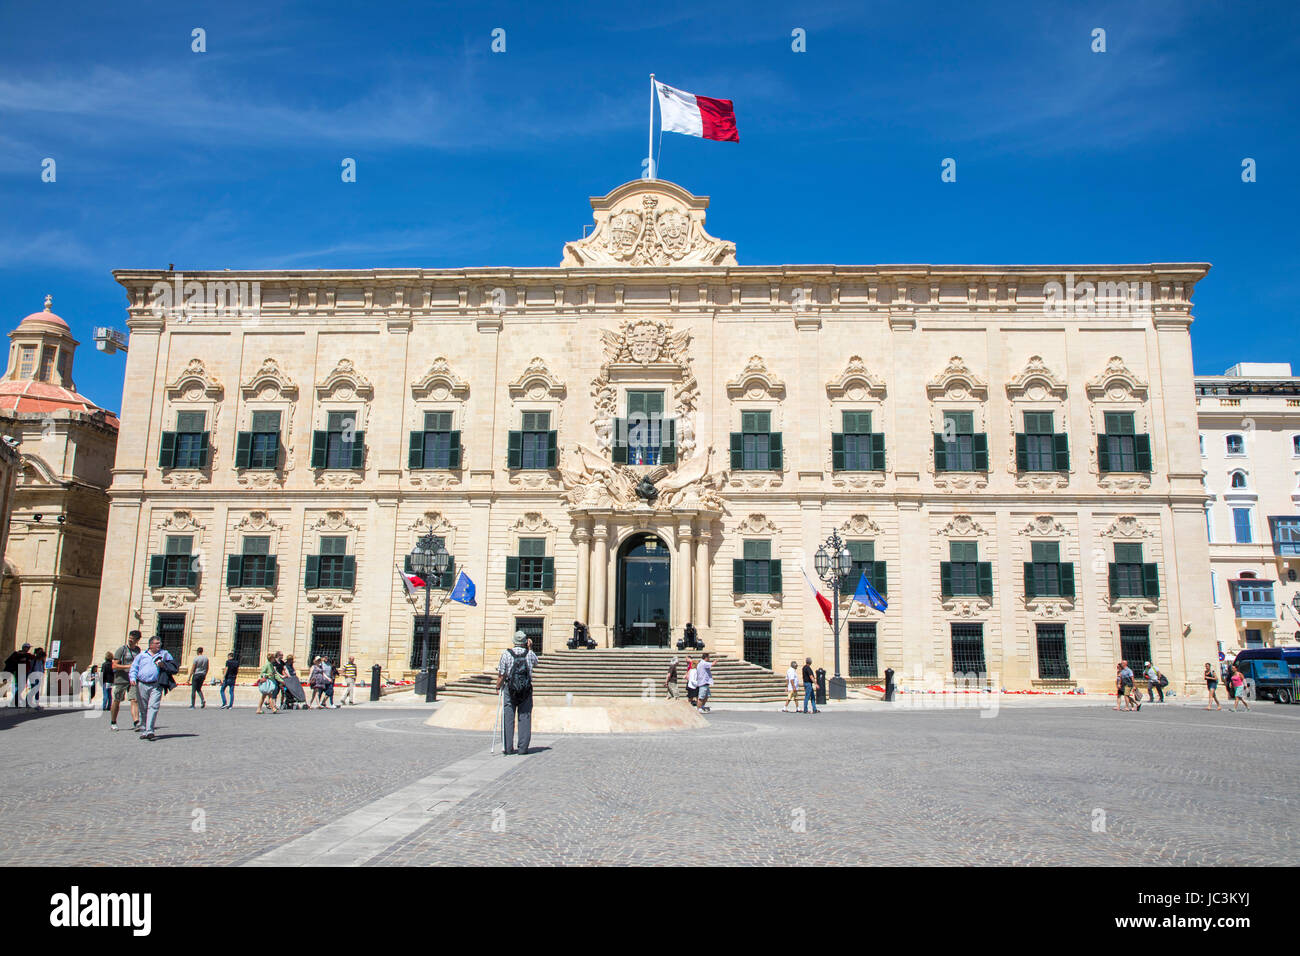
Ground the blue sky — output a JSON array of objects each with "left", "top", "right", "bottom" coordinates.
[{"left": 1, "top": 0, "right": 1297, "bottom": 413}]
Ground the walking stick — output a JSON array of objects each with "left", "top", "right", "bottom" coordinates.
[{"left": 490, "top": 688, "right": 503, "bottom": 754}]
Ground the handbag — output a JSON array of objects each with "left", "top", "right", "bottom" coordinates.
[{"left": 257, "top": 677, "right": 276, "bottom": 695}]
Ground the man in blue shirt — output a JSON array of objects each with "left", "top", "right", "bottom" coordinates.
[{"left": 129, "top": 635, "right": 174, "bottom": 740}]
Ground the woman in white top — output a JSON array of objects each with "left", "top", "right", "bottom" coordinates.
[
  {"left": 784, "top": 661, "right": 799, "bottom": 712},
  {"left": 82, "top": 664, "right": 97, "bottom": 704},
  {"left": 686, "top": 658, "right": 698, "bottom": 707}
]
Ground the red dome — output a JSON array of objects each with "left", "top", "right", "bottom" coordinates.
[
  {"left": 16, "top": 309, "right": 70, "bottom": 332},
  {"left": 0, "top": 380, "right": 119, "bottom": 428}
]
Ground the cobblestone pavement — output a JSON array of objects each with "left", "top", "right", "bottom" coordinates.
[{"left": 3, "top": 702, "right": 1298, "bottom": 865}]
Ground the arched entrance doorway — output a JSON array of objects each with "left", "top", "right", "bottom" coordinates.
[{"left": 616, "top": 533, "right": 670, "bottom": 647}]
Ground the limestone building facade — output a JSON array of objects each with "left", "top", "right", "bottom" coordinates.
[
  {"left": 1196, "top": 363, "right": 1300, "bottom": 656},
  {"left": 93, "top": 180, "right": 1216, "bottom": 693}
]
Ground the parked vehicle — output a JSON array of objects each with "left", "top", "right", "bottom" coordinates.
[{"left": 1231, "top": 649, "right": 1300, "bottom": 704}]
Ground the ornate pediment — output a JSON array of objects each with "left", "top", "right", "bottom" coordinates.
[
  {"left": 598, "top": 320, "right": 691, "bottom": 369},
  {"left": 591, "top": 320, "right": 700, "bottom": 459},
  {"left": 1099, "top": 515, "right": 1153, "bottom": 539},
  {"left": 1019, "top": 515, "right": 1069, "bottom": 538},
  {"left": 1086, "top": 356, "right": 1148, "bottom": 401},
  {"left": 310, "top": 510, "right": 362, "bottom": 533},
  {"left": 561, "top": 180, "right": 736, "bottom": 268},
  {"left": 940, "top": 514, "right": 989, "bottom": 538},
  {"left": 159, "top": 510, "right": 205, "bottom": 533},
  {"left": 235, "top": 511, "right": 282, "bottom": 533},
  {"left": 826, "top": 356, "right": 887, "bottom": 401},
  {"left": 927, "top": 356, "right": 987, "bottom": 401},
  {"left": 407, "top": 511, "right": 456, "bottom": 536},
  {"left": 840, "top": 514, "right": 883, "bottom": 537},
  {"left": 508, "top": 357, "right": 566, "bottom": 400},
  {"left": 510, "top": 512, "right": 556, "bottom": 535},
  {"left": 1006, "top": 355, "right": 1067, "bottom": 401},
  {"left": 240, "top": 358, "right": 299, "bottom": 401},
  {"left": 411, "top": 358, "right": 470, "bottom": 401},
  {"left": 17, "top": 454, "right": 59, "bottom": 487},
  {"left": 727, "top": 356, "right": 786, "bottom": 400},
  {"left": 735, "top": 513, "right": 780, "bottom": 536},
  {"left": 166, "top": 359, "right": 224, "bottom": 402},
  {"left": 316, "top": 359, "right": 373, "bottom": 401}
]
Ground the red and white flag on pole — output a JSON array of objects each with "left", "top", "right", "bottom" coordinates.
[
  {"left": 800, "top": 564, "right": 834, "bottom": 626},
  {"left": 655, "top": 80, "right": 739, "bottom": 142},
  {"left": 397, "top": 566, "right": 426, "bottom": 599}
]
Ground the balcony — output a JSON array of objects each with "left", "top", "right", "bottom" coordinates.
[
  {"left": 1269, "top": 516, "right": 1300, "bottom": 556},
  {"left": 1230, "top": 580, "right": 1276, "bottom": 621}
]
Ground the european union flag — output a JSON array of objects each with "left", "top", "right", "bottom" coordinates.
[
  {"left": 852, "top": 571, "right": 888, "bottom": 612},
  {"left": 449, "top": 570, "right": 477, "bottom": 606}
]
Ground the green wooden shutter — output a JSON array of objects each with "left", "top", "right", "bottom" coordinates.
[
  {"left": 831, "top": 433, "right": 845, "bottom": 471},
  {"left": 611, "top": 418, "right": 627, "bottom": 464},
  {"left": 546, "top": 430, "right": 558, "bottom": 468},
  {"left": 541, "top": 556, "right": 555, "bottom": 591},
  {"left": 660, "top": 419, "right": 676, "bottom": 464},
  {"left": 350, "top": 432, "right": 365, "bottom": 469},
  {"left": 730, "top": 432, "right": 743, "bottom": 469},
  {"left": 304, "top": 554, "right": 320, "bottom": 590},
  {"left": 408, "top": 431, "right": 424, "bottom": 469},
  {"left": 442, "top": 556, "right": 456, "bottom": 589},
  {"left": 977, "top": 562, "right": 993, "bottom": 598},
  {"left": 311, "top": 431, "right": 327, "bottom": 468},
  {"left": 1135, "top": 434, "right": 1153, "bottom": 472},
  {"left": 769, "top": 432, "right": 783, "bottom": 470},
  {"left": 1107, "top": 564, "right": 1119, "bottom": 601},
  {"left": 1053, "top": 433, "right": 1070, "bottom": 471},
  {"left": 972, "top": 434, "right": 989, "bottom": 472},
  {"left": 1023, "top": 562, "right": 1036, "bottom": 599},
  {"left": 939, "top": 562, "right": 952, "bottom": 597},
  {"left": 1142, "top": 563, "right": 1160, "bottom": 599},
  {"left": 504, "top": 556, "right": 519, "bottom": 591},
  {"left": 341, "top": 555, "right": 356, "bottom": 590},
  {"left": 733, "top": 559, "right": 746, "bottom": 593},
  {"left": 870, "top": 433, "right": 886, "bottom": 471},
  {"left": 235, "top": 432, "right": 252, "bottom": 469},
  {"left": 186, "top": 557, "right": 199, "bottom": 589},
  {"left": 447, "top": 430, "right": 461, "bottom": 469},
  {"left": 872, "top": 561, "right": 887, "bottom": 594},
  {"left": 197, "top": 431, "right": 210, "bottom": 469},
  {"left": 227, "top": 554, "right": 242, "bottom": 589},
  {"left": 933, "top": 434, "right": 947, "bottom": 471},
  {"left": 265, "top": 555, "right": 278, "bottom": 588},
  {"left": 768, "top": 559, "right": 782, "bottom": 594},
  {"left": 158, "top": 432, "right": 177, "bottom": 469},
  {"left": 507, "top": 431, "right": 522, "bottom": 469},
  {"left": 148, "top": 554, "right": 166, "bottom": 589},
  {"left": 1097, "top": 435, "right": 1111, "bottom": 473},
  {"left": 404, "top": 554, "right": 414, "bottom": 575},
  {"left": 1059, "top": 562, "right": 1075, "bottom": 598},
  {"left": 1015, "top": 434, "right": 1028, "bottom": 471}
]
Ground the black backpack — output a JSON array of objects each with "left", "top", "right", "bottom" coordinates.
[{"left": 507, "top": 648, "right": 533, "bottom": 696}]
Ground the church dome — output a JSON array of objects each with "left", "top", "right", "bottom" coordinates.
[
  {"left": 0, "top": 379, "right": 119, "bottom": 428},
  {"left": 16, "top": 295, "right": 71, "bottom": 334}
]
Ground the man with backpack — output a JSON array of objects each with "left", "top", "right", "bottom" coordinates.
[
  {"left": 1143, "top": 661, "right": 1166, "bottom": 703},
  {"left": 495, "top": 630, "right": 538, "bottom": 755}
]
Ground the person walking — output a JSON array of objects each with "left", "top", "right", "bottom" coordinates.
[
  {"left": 219, "top": 652, "right": 239, "bottom": 709},
  {"left": 685, "top": 657, "right": 698, "bottom": 707},
  {"left": 23, "top": 647, "right": 47, "bottom": 708},
  {"left": 101, "top": 651, "right": 114, "bottom": 712},
  {"left": 1119, "top": 660, "right": 1141, "bottom": 712},
  {"left": 496, "top": 630, "right": 537, "bottom": 756},
  {"left": 696, "top": 653, "right": 714, "bottom": 713},
  {"left": 322, "top": 658, "right": 337, "bottom": 708},
  {"left": 256, "top": 653, "right": 281, "bottom": 714},
  {"left": 129, "top": 635, "right": 175, "bottom": 740},
  {"left": 1229, "top": 665, "right": 1250, "bottom": 711},
  {"left": 82, "top": 663, "right": 98, "bottom": 705},
  {"left": 1143, "top": 661, "right": 1165, "bottom": 703},
  {"left": 1204, "top": 662, "right": 1222, "bottom": 710},
  {"left": 2, "top": 643, "right": 32, "bottom": 706},
  {"left": 110, "top": 630, "right": 143, "bottom": 731},
  {"left": 340, "top": 656, "right": 358, "bottom": 705},
  {"left": 801, "top": 658, "right": 818, "bottom": 714},
  {"left": 307, "top": 656, "right": 325, "bottom": 708},
  {"left": 665, "top": 657, "right": 679, "bottom": 699},
  {"left": 784, "top": 660, "right": 799, "bottom": 713},
  {"left": 190, "top": 646, "right": 210, "bottom": 709}
]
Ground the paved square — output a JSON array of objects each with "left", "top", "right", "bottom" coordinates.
[{"left": 2, "top": 700, "right": 1296, "bottom": 866}]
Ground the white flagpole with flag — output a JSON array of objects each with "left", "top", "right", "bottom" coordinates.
[{"left": 648, "top": 73, "right": 656, "bottom": 179}]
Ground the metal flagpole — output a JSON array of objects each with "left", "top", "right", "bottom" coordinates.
[{"left": 648, "top": 73, "right": 656, "bottom": 179}]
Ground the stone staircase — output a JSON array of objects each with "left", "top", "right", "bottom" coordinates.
[{"left": 440, "top": 648, "right": 787, "bottom": 702}]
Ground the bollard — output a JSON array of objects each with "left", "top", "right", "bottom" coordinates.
[
  {"left": 815, "top": 667, "right": 827, "bottom": 706},
  {"left": 369, "top": 664, "right": 382, "bottom": 702},
  {"left": 884, "top": 666, "right": 895, "bottom": 702}
]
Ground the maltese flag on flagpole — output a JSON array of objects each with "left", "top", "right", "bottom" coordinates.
[
  {"left": 800, "top": 564, "right": 834, "bottom": 626},
  {"left": 655, "top": 80, "right": 739, "bottom": 142}
]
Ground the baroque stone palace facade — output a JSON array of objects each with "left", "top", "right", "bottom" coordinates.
[{"left": 93, "top": 180, "right": 1215, "bottom": 693}]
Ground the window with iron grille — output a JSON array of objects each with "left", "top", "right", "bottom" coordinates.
[
  {"left": 156, "top": 613, "right": 186, "bottom": 659},
  {"left": 515, "top": 617, "right": 544, "bottom": 654},
  {"left": 233, "top": 614, "right": 263, "bottom": 667},
  {"left": 409, "top": 411, "right": 460, "bottom": 470},
  {"left": 173, "top": 411, "right": 209, "bottom": 469},
  {"left": 1119, "top": 625, "right": 1150, "bottom": 667},
  {"left": 1035, "top": 623, "right": 1070, "bottom": 679},
  {"left": 732, "top": 539, "right": 782, "bottom": 594},
  {"left": 848, "top": 621, "right": 878, "bottom": 677},
  {"left": 309, "top": 616, "right": 344, "bottom": 667},
  {"left": 409, "top": 616, "right": 442, "bottom": 670},
  {"left": 1099, "top": 411, "right": 1152, "bottom": 473},
  {"left": 950, "top": 623, "right": 986, "bottom": 677},
  {"left": 833, "top": 411, "right": 885, "bottom": 472},
  {"left": 163, "top": 536, "right": 193, "bottom": 588},
  {"left": 743, "top": 620, "right": 772, "bottom": 669},
  {"left": 730, "top": 410, "right": 782, "bottom": 471},
  {"left": 520, "top": 412, "right": 552, "bottom": 470}
]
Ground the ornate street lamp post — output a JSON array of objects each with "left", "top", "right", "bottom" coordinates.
[
  {"left": 410, "top": 533, "right": 450, "bottom": 703},
  {"left": 814, "top": 531, "right": 854, "bottom": 701}
]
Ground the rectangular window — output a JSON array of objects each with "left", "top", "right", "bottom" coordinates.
[
  {"left": 521, "top": 411, "right": 551, "bottom": 470},
  {"left": 626, "top": 391, "right": 665, "bottom": 466},
  {"left": 848, "top": 621, "right": 878, "bottom": 677},
  {"left": 935, "top": 411, "right": 988, "bottom": 472},
  {"left": 247, "top": 411, "right": 281, "bottom": 469},
  {"left": 418, "top": 411, "right": 458, "bottom": 470},
  {"left": 1233, "top": 507, "right": 1253, "bottom": 544},
  {"left": 56, "top": 349, "right": 68, "bottom": 383},
  {"left": 950, "top": 623, "right": 986, "bottom": 677},
  {"left": 518, "top": 538, "right": 547, "bottom": 590},
  {"left": 156, "top": 613, "right": 186, "bottom": 660},
  {"left": 233, "top": 614, "right": 264, "bottom": 667},
  {"left": 316, "top": 536, "right": 351, "bottom": 589},
  {"left": 743, "top": 539, "right": 771, "bottom": 594},
  {"left": 240, "top": 536, "right": 274, "bottom": 589},
  {"left": 1026, "top": 540, "right": 1067, "bottom": 599},
  {"left": 834, "top": 411, "right": 885, "bottom": 472},
  {"left": 39, "top": 346, "right": 56, "bottom": 381},
  {"left": 1099, "top": 411, "right": 1152, "bottom": 474},
  {"left": 409, "top": 616, "right": 442, "bottom": 670},
  {"left": 18, "top": 346, "right": 35, "bottom": 378},
  {"left": 741, "top": 410, "right": 772, "bottom": 471},
  {"left": 515, "top": 617, "right": 544, "bottom": 655},
  {"left": 308, "top": 616, "right": 344, "bottom": 668},
  {"left": 742, "top": 620, "right": 772, "bottom": 670},
  {"left": 325, "top": 411, "right": 359, "bottom": 469},
  {"left": 1035, "top": 623, "right": 1070, "bottom": 680},
  {"left": 1020, "top": 411, "right": 1060, "bottom": 472},
  {"left": 946, "top": 541, "right": 979, "bottom": 596},
  {"left": 163, "top": 535, "right": 193, "bottom": 588},
  {"left": 1119, "top": 625, "right": 1150, "bottom": 668},
  {"left": 173, "top": 411, "right": 209, "bottom": 469}
]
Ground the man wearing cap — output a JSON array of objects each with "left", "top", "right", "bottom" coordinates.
[
  {"left": 1143, "top": 661, "right": 1165, "bottom": 703},
  {"left": 2, "top": 643, "right": 33, "bottom": 706},
  {"left": 111, "top": 630, "right": 143, "bottom": 731},
  {"left": 496, "top": 630, "right": 538, "bottom": 755}
]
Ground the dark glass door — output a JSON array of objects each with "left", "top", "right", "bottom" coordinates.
[{"left": 616, "top": 535, "right": 671, "bottom": 647}]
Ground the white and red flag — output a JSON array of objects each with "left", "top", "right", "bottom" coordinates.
[
  {"left": 397, "top": 566, "right": 426, "bottom": 599},
  {"left": 800, "top": 564, "right": 834, "bottom": 626},
  {"left": 654, "top": 80, "right": 739, "bottom": 142}
]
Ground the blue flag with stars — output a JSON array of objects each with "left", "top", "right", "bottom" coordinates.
[
  {"left": 852, "top": 571, "right": 888, "bottom": 612},
  {"left": 449, "top": 570, "right": 477, "bottom": 606}
]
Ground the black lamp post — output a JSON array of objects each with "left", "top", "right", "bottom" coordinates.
[
  {"left": 814, "top": 531, "right": 854, "bottom": 701},
  {"left": 410, "top": 533, "right": 450, "bottom": 703}
]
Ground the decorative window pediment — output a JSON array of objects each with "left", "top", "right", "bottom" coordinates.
[
  {"left": 407, "top": 511, "right": 456, "bottom": 537},
  {"left": 839, "top": 514, "right": 883, "bottom": 537},
  {"left": 316, "top": 359, "right": 374, "bottom": 401},
  {"left": 310, "top": 510, "right": 363, "bottom": 533},
  {"left": 1100, "top": 515, "right": 1153, "bottom": 539},
  {"left": 926, "top": 355, "right": 988, "bottom": 401},
  {"left": 826, "top": 356, "right": 887, "bottom": 401},
  {"left": 727, "top": 355, "right": 786, "bottom": 400},
  {"left": 735, "top": 513, "right": 780, "bottom": 536},
  {"left": 165, "top": 359, "right": 224, "bottom": 403},
  {"left": 1018, "top": 515, "right": 1070, "bottom": 538},
  {"left": 940, "top": 514, "right": 989, "bottom": 538},
  {"left": 1086, "top": 356, "right": 1148, "bottom": 402},
  {"left": 411, "top": 358, "right": 470, "bottom": 401},
  {"left": 1006, "top": 355, "right": 1067, "bottom": 402},
  {"left": 240, "top": 358, "right": 299, "bottom": 401},
  {"left": 509, "top": 357, "right": 566, "bottom": 401}
]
